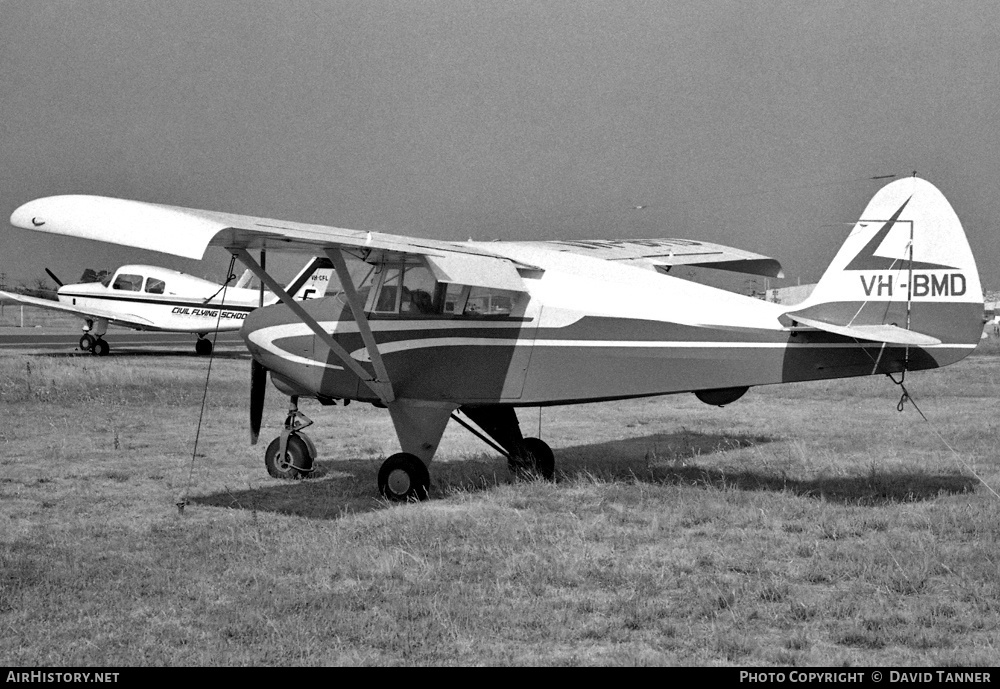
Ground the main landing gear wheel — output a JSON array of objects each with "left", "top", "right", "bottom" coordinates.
[
  {"left": 264, "top": 435, "right": 314, "bottom": 480},
  {"left": 79, "top": 334, "right": 95, "bottom": 351},
  {"left": 378, "top": 453, "right": 430, "bottom": 502},
  {"left": 195, "top": 338, "right": 213, "bottom": 356},
  {"left": 90, "top": 339, "right": 110, "bottom": 357},
  {"left": 509, "top": 437, "right": 555, "bottom": 481}
]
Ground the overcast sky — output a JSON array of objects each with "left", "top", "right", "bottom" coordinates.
[{"left": 2, "top": 1, "right": 998, "bottom": 289}]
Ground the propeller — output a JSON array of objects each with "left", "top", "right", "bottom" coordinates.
[
  {"left": 250, "top": 358, "right": 267, "bottom": 445},
  {"left": 44, "top": 268, "right": 64, "bottom": 288},
  {"left": 250, "top": 248, "right": 268, "bottom": 445}
]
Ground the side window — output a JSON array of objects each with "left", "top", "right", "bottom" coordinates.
[
  {"left": 464, "top": 287, "right": 519, "bottom": 317},
  {"left": 370, "top": 263, "right": 443, "bottom": 316},
  {"left": 442, "top": 284, "right": 469, "bottom": 314},
  {"left": 372, "top": 266, "right": 403, "bottom": 313},
  {"left": 366, "top": 261, "right": 523, "bottom": 319},
  {"left": 400, "top": 265, "right": 439, "bottom": 315},
  {"left": 112, "top": 274, "right": 143, "bottom": 291},
  {"left": 145, "top": 278, "right": 165, "bottom": 294}
]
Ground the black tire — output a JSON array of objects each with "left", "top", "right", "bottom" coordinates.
[
  {"left": 79, "top": 334, "right": 95, "bottom": 351},
  {"left": 264, "top": 435, "right": 313, "bottom": 480},
  {"left": 511, "top": 437, "right": 555, "bottom": 480},
  {"left": 195, "top": 338, "right": 213, "bottom": 356},
  {"left": 91, "top": 339, "right": 110, "bottom": 356},
  {"left": 378, "top": 452, "right": 430, "bottom": 502}
]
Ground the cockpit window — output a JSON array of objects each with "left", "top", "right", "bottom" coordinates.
[
  {"left": 112, "top": 274, "right": 143, "bottom": 291},
  {"left": 370, "top": 263, "right": 441, "bottom": 316},
  {"left": 145, "top": 278, "right": 165, "bottom": 294},
  {"left": 367, "top": 260, "right": 524, "bottom": 319}
]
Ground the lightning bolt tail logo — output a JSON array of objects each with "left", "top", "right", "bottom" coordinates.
[{"left": 844, "top": 197, "right": 955, "bottom": 271}]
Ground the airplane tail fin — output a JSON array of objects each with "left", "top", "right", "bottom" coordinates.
[
  {"left": 785, "top": 177, "right": 983, "bottom": 354},
  {"left": 264, "top": 257, "right": 336, "bottom": 304}
]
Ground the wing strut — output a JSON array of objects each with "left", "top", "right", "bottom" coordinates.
[
  {"left": 230, "top": 248, "right": 395, "bottom": 405},
  {"left": 324, "top": 248, "right": 393, "bottom": 395}
]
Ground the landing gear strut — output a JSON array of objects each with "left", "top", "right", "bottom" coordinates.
[{"left": 264, "top": 396, "right": 317, "bottom": 479}]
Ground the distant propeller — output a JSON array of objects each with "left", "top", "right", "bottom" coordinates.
[
  {"left": 250, "top": 359, "right": 267, "bottom": 445},
  {"left": 44, "top": 268, "right": 64, "bottom": 288}
]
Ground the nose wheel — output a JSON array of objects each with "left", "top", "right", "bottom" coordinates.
[
  {"left": 264, "top": 434, "right": 313, "bottom": 479},
  {"left": 263, "top": 397, "right": 316, "bottom": 479}
]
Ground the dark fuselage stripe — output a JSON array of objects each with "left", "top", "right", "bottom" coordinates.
[{"left": 60, "top": 292, "right": 257, "bottom": 312}]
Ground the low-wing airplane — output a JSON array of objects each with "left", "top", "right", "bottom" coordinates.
[
  {"left": 0, "top": 260, "right": 333, "bottom": 355},
  {"left": 10, "top": 177, "right": 983, "bottom": 500}
]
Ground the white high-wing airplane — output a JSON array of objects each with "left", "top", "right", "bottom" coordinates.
[
  {"left": 0, "top": 260, "right": 333, "bottom": 355},
  {"left": 10, "top": 177, "right": 984, "bottom": 500}
]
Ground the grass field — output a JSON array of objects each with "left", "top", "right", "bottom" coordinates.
[{"left": 1, "top": 339, "right": 999, "bottom": 666}]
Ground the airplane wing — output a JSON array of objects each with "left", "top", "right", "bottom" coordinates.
[
  {"left": 0, "top": 289, "right": 156, "bottom": 328},
  {"left": 11, "top": 195, "right": 536, "bottom": 292},
  {"left": 522, "top": 238, "right": 784, "bottom": 278}
]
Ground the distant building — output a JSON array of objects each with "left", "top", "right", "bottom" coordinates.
[{"left": 985, "top": 301, "right": 997, "bottom": 325}]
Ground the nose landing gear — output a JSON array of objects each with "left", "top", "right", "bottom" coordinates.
[{"left": 263, "top": 396, "right": 317, "bottom": 479}]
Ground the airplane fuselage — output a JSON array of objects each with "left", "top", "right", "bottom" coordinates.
[
  {"left": 52, "top": 265, "right": 265, "bottom": 332},
  {"left": 242, "top": 245, "right": 981, "bottom": 407},
  {"left": 57, "top": 284, "right": 253, "bottom": 332}
]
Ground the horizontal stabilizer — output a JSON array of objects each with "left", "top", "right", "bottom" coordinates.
[{"left": 787, "top": 313, "right": 942, "bottom": 346}]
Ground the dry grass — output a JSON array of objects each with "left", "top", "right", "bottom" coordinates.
[{"left": 1, "top": 341, "right": 999, "bottom": 666}]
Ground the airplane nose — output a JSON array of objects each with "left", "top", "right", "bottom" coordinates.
[
  {"left": 241, "top": 295, "right": 361, "bottom": 401},
  {"left": 240, "top": 302, "right": 291, "bottom": 365}
]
